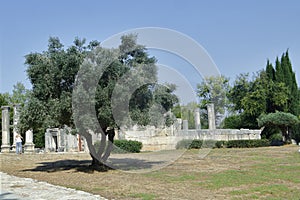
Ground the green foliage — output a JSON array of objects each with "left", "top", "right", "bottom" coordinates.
[
  {"left": 9, "top": 82, "right": 30, "bottom": 105},
  {"left": 291, "top": 123, "right": 300, "bottom": 143},
  {"left": 274, "top": 51, "right": 300, "bottom": 115},
  {"left": 113, "top": 140, "right": 143, "bottom": 153},
  {"left": 95, "top": 140, "right": 143, "bottom": 153},
  {"left": 258, "top": 111, "right": 299, "bottom": 143},
  {"left": 33, "top": 128, "right": 46, "bottom": 148},
  {"left": 176, "top": 139, "right": 217, "bottom": 149},
  {"left": 258, "top": 112, "right": 299, "bottom": 128},
  {"left": 223, "top": 115, "right": 242, "bottom": 129},
  {"left": 225, "top": 139, "right": 270, "bottom": 148},
  {"left": 176, "top": 139, "right": 194, "bottom": 149},
  {"left": 227, "top": 51, "right": 299, "bottom": 130},
  {"left": 266, "top": 60, "right": 275, "bottom": 80},
  {"left": 197, "top": 75, "right": 230, "bottom": 125},
  {"left": 269, "top": 133, "right": 284, "bottom": 146},
  {"left": 228, "top": 73, "right": 251, "bottom": 113},
  {"left": 202, "top": 140, "right": 218, "bottom": 148},
  {"left": 180, "top": 102, "right": 199, "bottom": 129},
  {"left": 22, "top": 35, "right": 178, "bottom": 163},
  {"left": 215, "top": 141, "right": 227, "bottom": 148},
  {"left": 176, "top": 139, "right": 270, "bottom": 149},
  {"left": 21, "top": 37, "right": 93, "bottom": 133},
  {"left": 176, "top": 139, "right": 204, "bottom": 149}
]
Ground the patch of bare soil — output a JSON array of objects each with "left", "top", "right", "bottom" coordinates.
[{"left": 0, "top": 145, "right": 299, "bottom": 200}]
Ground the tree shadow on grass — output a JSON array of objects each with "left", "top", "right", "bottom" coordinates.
[{"left": 22, "top": 158, "right": 165, "bottom": 173}]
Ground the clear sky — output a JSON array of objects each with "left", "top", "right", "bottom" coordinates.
[{"left": 1, "top": 0, "right": 300, "bottom": 95}]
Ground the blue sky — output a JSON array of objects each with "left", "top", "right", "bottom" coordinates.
[{"left": 1, "top": 0, "right": 300, "bottom": 96}]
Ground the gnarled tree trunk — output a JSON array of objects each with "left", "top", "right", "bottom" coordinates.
[{"left": 84, "top": 128, "right": 115, "bottom": 169}]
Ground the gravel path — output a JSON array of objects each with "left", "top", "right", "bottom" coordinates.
[{"left": 0, "top": 172, "right": 107, "bottom": 200}]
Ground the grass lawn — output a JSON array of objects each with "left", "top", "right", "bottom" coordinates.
[{"left": 1, "top": 145, "right": 300, "bottom": 199}]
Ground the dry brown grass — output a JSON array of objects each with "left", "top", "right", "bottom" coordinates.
[{"left": 1, "top": 145, "right": 300, "bottom": 200}]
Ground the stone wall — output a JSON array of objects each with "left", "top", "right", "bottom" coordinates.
[{"left": 123, "top": 127, "right": 261, "bottom": 151}]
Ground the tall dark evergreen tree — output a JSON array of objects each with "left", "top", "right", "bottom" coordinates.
[
  {"left": 275, "top": 57, "right": 284, "bottom": 83},
  {"left": 274, "top": 51, "right": 300, "bottom": 116},
  {"left": 266, "top": 60, "right": 275, "bottom": 81}
]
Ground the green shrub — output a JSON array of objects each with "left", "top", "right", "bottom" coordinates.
[
  {"left": 94, "top": 140, "right": 143, "bottom": 154},
  {"left": 269, "top": 133, "right": 284, "bottom": 146},
  {"left": 190, "top": 139, "right": 203, "bottom": 149},
  {"left": 113, "top": 140, "right": 143, "bottom": 153},
  {"left": 215, "top": 141, "right": 227, "bottom": 148},
  {"left": 291, "top": 123, "right": 300, "bottom": 144},
  {"left": 176, "top": 139, "right": 194, "bottom": 149},
  {"left": 202, "top": 140, "right": 217, "bottom": 148},
  {"left": 226, "top": 139, "right": 270, "bottom": 148},
  {"left": 176, "top": 139, "right": 217, "bottom": 149},
  {"left": 177, "top": 139, "right": 270, "bottom": 149}
]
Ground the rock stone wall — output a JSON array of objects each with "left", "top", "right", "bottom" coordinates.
[{"left": 123, "top": 128, "right": 262, "bottom": 151}]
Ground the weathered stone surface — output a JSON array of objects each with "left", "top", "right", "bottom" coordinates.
[
  {"left": 0, "top": 172, "right": 106, "bottom": 200},
  {"left": 12, "top": 104, "right": 20, "bottom": 151},
  {"left": 24, "top": 129, "right": 35, "bottom": 153},
  {"left": 207, "top": 103, "right": 216, "bottom": 130},
  {"left": 123, "top": 128, "right": 262, "bottom": 151},
  {"left": 194, "top": 108, "right": 201, "bottom": 130},
  {"left": 182, "top": 120, "right": 188, "bottom": 130},
  {"left": 45, "top": 128, "right": 87, "bottom": 153},
  {"left": 1, "top": 106, "right": 11, "bottom": 153}
]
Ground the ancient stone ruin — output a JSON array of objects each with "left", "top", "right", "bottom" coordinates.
[
  {"left": 1, "top": 105, "right": 35, "bottom": 153},
  {"left": 45, "top": 128, "right": 88, "bottom": 153},
  {"left": 1, "top": 103, "right": 262, "bottom": 153}
]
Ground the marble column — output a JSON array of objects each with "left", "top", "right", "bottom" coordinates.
[
  {"left": 194, "top": 108, "right": 201, "bottom": 130},
  {"left": 207, "top": 103, "right": 216, "bottom": 130},
  {"left": 1, "top": 106, "right": 11, "bottom": 152},
  {"left": 24, "top": 129, "right": 35, "bottom": 153},
  {"left": 182, "top": 119, "right": 188, "bottom": 131},
  {"left": 12, "top": 104, "right": 20, "bottom": 151}
]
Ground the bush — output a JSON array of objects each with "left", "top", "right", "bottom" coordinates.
[
  {"left": 189, "top": 140, "right": 203, "bottom": 149},
  {"left": 176, "top": 139, "right": 194, "bottom": 149},
  {"left": 113, "top": 140, "right": 143, "bottom": 153},
  {"left": 176, "top": 139, "right": 218, "bottom": 149},
  {"left": 226, "top": 139, "right": 270, "bottom": 148},
  {"left": 269, "top": 133, "right": 284, "bottom": 146},
  {"left": 94, "top": 140, "right": 143, "bottom": 154},
  {"left": 202, "top": 140, "right": 218, "bottom": 148},
  {"left": 215, "top": 141, "right": 227, "bottom": 148},
  {"left": 291, "top": 123, "right": 300, "bottom": 144},
  {"left": 177, "top": 139, "right": 271, "bottom": 149}
]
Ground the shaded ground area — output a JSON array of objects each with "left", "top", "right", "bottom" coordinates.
[{"left": 1, "top": 145, "right": 300, "bottom": 199}]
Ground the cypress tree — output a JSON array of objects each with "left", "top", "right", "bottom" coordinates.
[
  {"left": 275, "top": 56, "right": 284, "bottom": 83},
  {"left": 266, "top": 60, "right": 275, "bottom": 81},
  {"left": 281, "top": 51, "right": 299, "bottom": 115}
]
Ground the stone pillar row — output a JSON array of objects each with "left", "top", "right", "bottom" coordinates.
[
  {"left": 1, "top": 105, "right": 35, "bottom": 153},
  {"left": 178, "top": 105, "right": 216, "bottom": 130}
]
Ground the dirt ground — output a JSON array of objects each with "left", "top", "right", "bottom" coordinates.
[{"left": 1, "top": 145, "right": 300, "bottom": 200}]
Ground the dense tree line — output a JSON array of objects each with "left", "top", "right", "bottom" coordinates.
[{"left": 197, "top": 50, "right": 300, "bottom": 143}]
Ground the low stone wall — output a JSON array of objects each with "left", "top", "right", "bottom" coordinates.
[{"left": 123, "top": 128, "right": 262, "bottom": 151}]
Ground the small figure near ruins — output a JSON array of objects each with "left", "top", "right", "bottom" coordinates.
[{"left": 15, "top": 134, "right": 23, "bottom": 154}]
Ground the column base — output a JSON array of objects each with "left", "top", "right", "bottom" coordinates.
[
  {"left": 24, "top": 143, "right": 35, "bottom": 153},
  {"left": 1, "top": 145, "right": 11, "bottom": 153}
]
